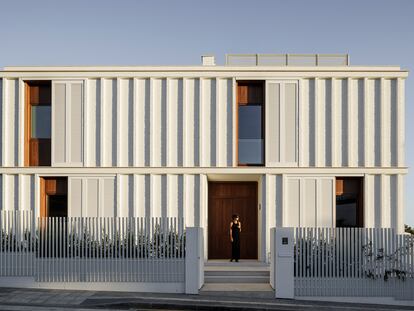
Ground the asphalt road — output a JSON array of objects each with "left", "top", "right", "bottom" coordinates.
[{"left": 0, "top": 287, "right": 413, "bottom": 311}]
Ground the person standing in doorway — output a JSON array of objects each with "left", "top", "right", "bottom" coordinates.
[{"left": 230, "top": 214, "right": 241, "bottom": 262}]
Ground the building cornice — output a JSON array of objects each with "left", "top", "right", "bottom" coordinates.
[{"left": 1, "top": 65, "right": 408, "bottom": 73}]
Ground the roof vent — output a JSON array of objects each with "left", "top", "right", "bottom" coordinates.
[{"left": 201, "top": 55, "right": 216, "bottom": 66}]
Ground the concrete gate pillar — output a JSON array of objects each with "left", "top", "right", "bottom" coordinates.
[{"left": 270, "top": 227, "right": 294, "bottom": 299}]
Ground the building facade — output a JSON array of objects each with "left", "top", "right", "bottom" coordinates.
[{"left": 0, "top": 54, "right": 408, "bottom": 262}]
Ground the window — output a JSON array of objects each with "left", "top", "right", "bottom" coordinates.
[
  {"left": 31, "top": 106, "right": 51, "bottom": 138},
  {"left": 336, "top": 177, "right": 363, "bottom": 227},
  {"left": 40, "top": 177, "right": 68, "bottom": 218},
  {"left": 237, "top": 81, "right": 264, "bottom": 165},
  {"left": 25, "top": 81, "right": 52, "bottom": 166}
]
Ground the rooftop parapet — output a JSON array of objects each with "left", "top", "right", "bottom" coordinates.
[{"left": 225, "top": 53, "right": 350, "bottom": 66}]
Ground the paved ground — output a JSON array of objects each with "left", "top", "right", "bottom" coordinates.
[{"left": 0, "top": 287, "right": 413, "bottom": 311}]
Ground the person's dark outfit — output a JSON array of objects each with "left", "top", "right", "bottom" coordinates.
[{"left": 231, "top": 222, "right": 240, "bottom": 261}]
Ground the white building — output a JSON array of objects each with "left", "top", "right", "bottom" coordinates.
[{"left": 0, "top": 54, "right": 408, "bottom": 262}]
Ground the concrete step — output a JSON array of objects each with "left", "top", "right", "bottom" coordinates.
[
  {"left": 205, "top": 270, "right": 269, "bottom": 277},
  {"left": 205, "top": 275, "right": 270, "bottom": 283},
  {"left": 205, "top": 269, "right": 270, "bottom": 283},
  {"left": 204, "top": 261, "right": 270, "bottom": 284}
]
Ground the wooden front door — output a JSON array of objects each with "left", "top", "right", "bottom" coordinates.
[{"left": 208, "top": 182, "right": 258, "bottom": 259}]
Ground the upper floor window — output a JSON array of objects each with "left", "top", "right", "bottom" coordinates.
[
  {"left": 25, "top": 81, "right": 51, "bottom": 166},
  {"left": 237, "top": 81, "right": 264, "bottom": 165},
  {"left": 31, "top": 106, "right": 51, "bottom": 138}
]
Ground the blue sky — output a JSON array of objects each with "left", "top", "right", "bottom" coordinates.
[{"left": 0, "top": 0, "right": 413, "bottom": 225}]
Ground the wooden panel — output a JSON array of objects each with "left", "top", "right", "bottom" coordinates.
[
  {"left": 44, "top": 178, "right": 67, "bottom": 195},
  {"left": 40, "top": 177, "right": 46, "bottom": 217},
  {"left": 237, "top": 82, "right": 264, "bottom": 105},
  {"left": 336, "top": 179, "right": 344, "bottom": 195},
  {"left": 29, "top": 84, "right": 51, "bottom": 105},
  {"left": 29, "top": 139, "right": 51, "bottom": 166},
  {"left": 208, "top": 182, "right": 258, "bottom": 259},
  {"left": 237, "top": 85, "right": 248, "bottom": 105}
]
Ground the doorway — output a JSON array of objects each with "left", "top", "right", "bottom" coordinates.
[{"left": 208, "top": 182, "right": 258, "bottom": 259}]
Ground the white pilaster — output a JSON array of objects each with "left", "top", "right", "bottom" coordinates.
[
  {"left": 364, "top": 174, "right": 374, "bottom": 227},
  {"left": 184, "top": 174, "right": 195, "bottom": 227},
  {"left": 216, "top": 78, "right": 227, "bottom": 167},
  {"left": 2, "top": 79, "right": 10, "bottom": 166},
  {"left": 133, "top": 174, "right": 145, "bottom": 217},
  {"left": 381, "top": 78, "right": 391, "bottom": 167},
  {"left": 100, "top": 78, "right": 106, "bottom": 167},
  {"left": 314, "top": 78, "right": 321, "bottom": 166},
  {"left": 0, "top": 78, "right": 5, "bottom": 167},
  {"left": 18, "top": 79, "right": 24, "bottom": 167},
  {"left": 167, "top": 174, "right": 178, "bottom": 218},
  {"left": 347, "top": 78, "right": 356, "bottom": 167},
  {"left": 298, "top": 79, "right": 309, "bottom": 167},
  {"left": 331, "top": 78, "right": 339, "bottom": 167},
  {"left": 396, "top": 174, "right": 405, "bottom": 234},
  {"left": 167, "top": 79, "right": 178, "bottom": 167},
  {"left": 381, "top": 174, "right": 390, "bottom": 227},
  {"left": 133, "top": 79, "right": 145, "bottom": 167},
  {"left": 200, "top": 79, "right": 211, "bottom": 167},
  {"left": 83, "top": 79, "right": 89, "bottom": 167},
  {"left": 151, "top": 79, "right": 161, "bottom": 167},
  {"left": 182, "top": 78, "right": 193, "bottom": 167},
  {"left": 116, "top": 78, "right": 123, "bottom": 167},
  {"left": 151, "top": 174, "right": 162, "bottom": 217},
  {"left": 364, "top": 78, "right": 373, "bottom": 167},
  {"left": 397, "top": 78, "right": 405, "bottom": 167},
  {"left": 232, "top": 78, "right": 237, "bottom": 167}
]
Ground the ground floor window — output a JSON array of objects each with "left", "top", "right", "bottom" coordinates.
[
  {"left": 40, "top": 177, "right": 68, "bottom": 218},
  {"left": 335, "top": 177, "right": 363, "bottom": 227}
]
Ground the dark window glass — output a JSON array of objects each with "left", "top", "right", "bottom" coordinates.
[
  {"left": 335, "top": 178, "right": 363, "bottom": 228},
  {"left": 238, "top": 106, "right": 262, "bottom": 139},
  {"left": 336, "top": 195, "right": 358, "bottom": 227},
  {"left": 31, "top": 106, "right": 51, "bottom": 138},
  {"left": 238, "top": 105, "right": 263, "bottom": 164},
  {"left": 47, "top": 195, "right": 68, "bottom": 218}
]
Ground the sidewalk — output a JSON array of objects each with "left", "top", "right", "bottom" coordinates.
[{"left": 0, "top": 287, "right": 413, "bottom": 311}]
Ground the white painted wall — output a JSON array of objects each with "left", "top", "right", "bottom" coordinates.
[
  {"left": 64, "top": 174, "right": 202, "bottom": 220},
  {"left": 298, "top": 78, "right": 404, "bottom": 168},
  {"left": 0, "top": 75, "right": 405, "bottom": 169}
]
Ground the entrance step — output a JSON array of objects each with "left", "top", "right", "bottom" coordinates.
[
  {"left": 204, "top": 260, "right": 270, "bottom": 284},
  {"left": 205, "top": 271, "right": 269, "bottom": 283}
]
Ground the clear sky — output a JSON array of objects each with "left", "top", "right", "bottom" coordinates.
[{"left": 0, "top": 0, "right": 412, "bottom": 225}]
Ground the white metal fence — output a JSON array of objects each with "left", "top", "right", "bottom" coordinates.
[
  {"left": 0, "top": 211, "right": 185, "bottom": 283},
  {"left": 293, "top": 227, "right": 414, "bottom": 300}
]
